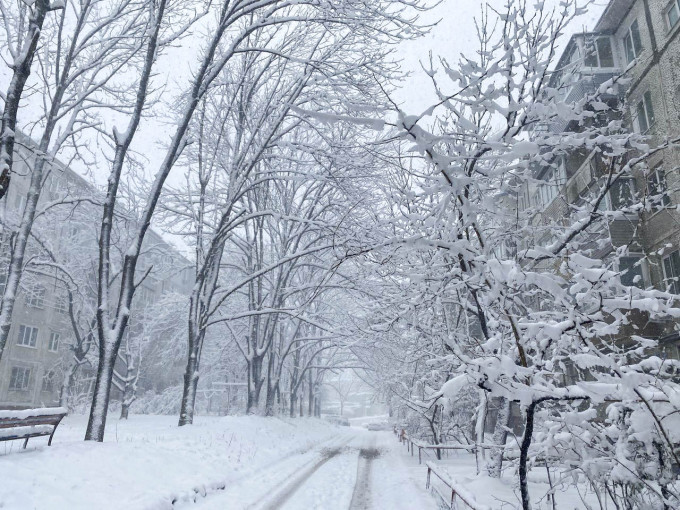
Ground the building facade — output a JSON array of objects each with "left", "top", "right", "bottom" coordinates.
[
  {"left": 519, "top": 0, "right": 680, "bottom": 363},
  {"left": 0, "top": 134, "right": 194, "bottom": 409}
]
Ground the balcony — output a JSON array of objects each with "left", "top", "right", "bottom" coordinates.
[{"left": 539, "top": 33, "right": 624, "bottom": 134}]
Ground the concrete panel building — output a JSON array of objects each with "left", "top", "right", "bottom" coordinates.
[
  {"left": 521, "top": 0, "right": 680, "bottom": 361},
  {"left": 0, "top": 135, "right": 194, "bottom": 409}
]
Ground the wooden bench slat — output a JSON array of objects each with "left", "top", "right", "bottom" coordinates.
[{"left": 0, "top": 408, "right": 67, "bottom": 449}]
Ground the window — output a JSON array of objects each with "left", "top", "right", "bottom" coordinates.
[
  {"left": 635, "top": 91, "right": 655, "bottom": 132},
  {"left": 584, "top": 37, "right": 615, "bottom": 68},
  {"left": 619, "top": 256, "right": 644, "bottom": 288},
  {"left": 137, "top": 286, "right": 153, "bottom": 306},
  {"left": 54, "top": 295, "right": 68, "bottom": 314},
  {"left": 648, "top": 166, "right": 671, "bottom": 208},
  {"left": 663, "top": 250, "right": 680, "bottom": 294},
  {"left": 17, "top": 325, "right": 38, "bottom": 348},
  {"left": 9, "top": 366, "right": 31, "bottom": 391},
  {"left": 518, "top": 195, "right": 527, "bottom": 211},
  {"left": 623, "top": 20, "right": 643, "bottom": 64},
  {"left": 42, "top": 371, "right": 55, "bottom": 392},
  {"left": 48, "top": 332, "right": 60, "bottom": 352},
  {"left": 67, "top": 224, "right": 80, "bottom": 239},
  {"left": 14, "top": 193, "right": 25, "bottom": 212},
  {"left": 667, "top": 0, "right": 680, "bottom": 29},
  {"left": 609, "top": 177, "right": 636, "bottom": 210},
  {"left": 26, "top": 285, "right": 45, "bottom": 308}
]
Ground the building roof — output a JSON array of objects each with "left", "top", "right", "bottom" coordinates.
[
  {"left": 594, "top": 0, "right": 636, "bottom": 33},
  {"left": 13, "top": 131, "right": 193, "bottom": 269}
]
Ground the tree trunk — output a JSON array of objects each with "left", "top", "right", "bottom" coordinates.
[
  {"left": 120, "top": 401, "right": 130, "bottom": 420},
  {"left": 290, "top": 392, "right": 297, "bottom": 418},
  {"left": 84, "top": 342, "right": 118, "bottom": 441},
  {"left": 179, "top": 322, "right": 205, "bottom": 426},
  {"left": 59, "top": 362, "right": 78, "bottom": 408},
  {"left": 246, "top": 355, "right": 264, "bottom": 414},
  {"left": 264, "top": 381, "right": 277, "bottom": 417},
  {"left": 307, "top": 370, "right": 313, "bottom": 416},
  {"left": 474, "top": 389, "right": 488, "bottom": 473},
  {"left": 519, "top": 401, "right": 537, "bottom": 510},
  {"left": 0, "top": 0, "right": 51, "bottom": 201},
  {"left": 120, "top": 363, "right": 137, "bottom": 420},
  {"left": 264, "top": 350, "right": 277, "bottom": 416},
  {"left": 487, "top": 397, "right": 510, "bottom": 478}
]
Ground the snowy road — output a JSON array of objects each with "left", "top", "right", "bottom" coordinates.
[{"left": 190, "top": 429, "right": 434, "bottom": 510}]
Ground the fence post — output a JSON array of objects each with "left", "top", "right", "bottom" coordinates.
[
  {"left": 418, "top": 446, "right": 422, "bottom": 465},
  {"left": 411, "top": 441, "right": 414, "bottom": 457},
  {"left": 450, "top": 489, "right": 456, "bottom": 510},
  {"left": 426, "top": 466, "right": 431, "bottom": 489}
]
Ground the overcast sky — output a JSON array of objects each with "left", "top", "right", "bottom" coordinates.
[{"left": 393, "top": 0, "right": 608, "bottom": 113}]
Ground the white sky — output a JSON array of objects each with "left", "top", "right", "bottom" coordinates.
[{"left": 393, "top": 0, "right": 608, "bottom": 113}]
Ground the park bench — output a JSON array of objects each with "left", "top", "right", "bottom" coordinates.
[{"left": 0, "top": 407, "right": 67, "bottom": 449}]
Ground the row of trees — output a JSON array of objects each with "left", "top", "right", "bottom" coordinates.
[
  {"left": 3, "top": 0, "right": 679, "bottom": 507},
  {"left": 354, "top": 1, "right": 680, "bottom": 509},
  {"left": 0, "top": 0, "right": 426, "bottom": 440}
]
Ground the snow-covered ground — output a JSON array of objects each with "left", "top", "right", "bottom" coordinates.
[
  {"left": 0, "top": 414, "right": 435, "bottom": 510},
  {"left": 191, "top": 427, "right": 433, "bottom": 510},
  {"left": 416, "top": 448, "right": 609, "bottom": 510},
  {"left": 0, "top": 413, "right": 612, "bottom": 510},
  {"left": 0, "top": 414, "right": 346, "bottom": 509}
]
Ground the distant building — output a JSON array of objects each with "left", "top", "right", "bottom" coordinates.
[{"left": 0, "top": 134, "right": 194, "bottom": 409}]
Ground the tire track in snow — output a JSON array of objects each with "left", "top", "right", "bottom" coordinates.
[
  {"left": 253, "top": 445, "right": 349, "bottom": 510},
  {"left": 172, "top": 432, "right": 354, "bottom": 509},
  {"left": 348, "top": 437, "right": 380, "bottom": 510}
]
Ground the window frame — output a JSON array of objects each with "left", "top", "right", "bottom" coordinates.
[
  {"left": 634, "top": 90, "right": 655, "bottom": 133},
  {"left": 54, "top": 295, "right": 68, "bottom": 314},
  {"left": 618, "top": 255, "right": 646, "bottom": 288},
  {"left": 41, "top": 371, "right": 55, "bottom": 392},
  {"left": 662, "top": 250, "right": 680, "bottom": 294},
  {"left": 583, "top": 36, "right": 616, "bottom": 68},
  {"left": 9, "top": 366, "right": 31, "bottom": 391},
  {"left": 25, "top": 284, "right": 46, "bottom": 309},
  {"left": 16, "top": 324, "right": 39, "bottom": 348},
  {"left": 48, "top": 331, "right": 60, "bottom": 352},
  {"left": 647, "top": 165, "right": 672, "bottom": 208},
  {"left": 666, "top": 0, "right": 680, "bottom": 30},
  {"left": 623, "top": 19, "right": 643, "bottom": 64}
]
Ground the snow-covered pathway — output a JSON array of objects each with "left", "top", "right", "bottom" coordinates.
[
  {"left": 0, "top": 415, "right": 436, "bottom": 509},
  {"left": 191, "top": 428, "right": 435, "bottom": 510}
]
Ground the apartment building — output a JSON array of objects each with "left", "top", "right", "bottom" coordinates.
[
  {"left": 520, "top": 0, "right": 680, "bottom": 359},
  {"left": 0, "top": 134, "right": 194, "bottom": 409}
]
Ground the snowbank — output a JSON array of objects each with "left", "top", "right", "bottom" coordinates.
[{"left": 0, "top": 414, "right": 340, "bottom": 510}]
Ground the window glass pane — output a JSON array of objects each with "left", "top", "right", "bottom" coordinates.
[
  {"left": 637, "top": 99, "right": 649, "bottom": 132},
  {"left": 597, "top": 38, "right": 614, "bottom": 67},
  {"left": 584, "top": 43, "right": 598, "bottom": 67},
  {"left": 610, "top": 178, "right": 635, "bottom": 209},
  {"left": 665, "top": 251, "right": 680, "bottom": 294},
  {"left": 644, "top": 91, "right": 655, "bottom": 127},
  {"left": 648, "top": 167, "right": 671, "bottom": 207},
  {"left": 624, "top": 33, "right": 635, "bottom": 64},
  {"left": 619, "top": 256, "right": 643, "bottom": 288},
  {"left": 631, "top": 20, "right": 642, "bottom": 55},
  {"left": 669, "top": 4, "right": 680, "bottom": 28}
]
